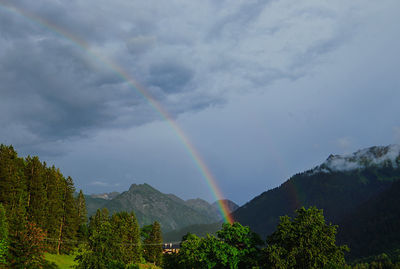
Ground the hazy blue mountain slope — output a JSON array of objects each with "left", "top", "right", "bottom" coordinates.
[
  {"left": 84, "top": 195, "right": 108, "bottom": 216},
  {"left": 338, "top": 179, "right": 400, "bottom": 259},
  {"left": 163, "top": 222, "right": 222, "bottom": 242},
  {"left": 98, "top": 183, "right": 219, "bottom": 232},
  {"left": 233, "top": 145, "right": 400, "bottom": 239}
]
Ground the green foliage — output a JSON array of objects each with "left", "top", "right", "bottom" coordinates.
[
  {"left": 167, "top": 222, "right": 263, "bottom": 269},
  {"left": 264, "top": 206, "right": 349, "bottom": 269},
  {"left": 75, "top": 214, "right": 120, "bottom": 268},
  {"left": 10, "top": 222, "right": 47, "bottom": 268},
  {"left": 25, "top": 156, "right": 48, "bottom": 227},
  {"left": 111, "top": 211, "right": 141, "bottom": 264},
  {"left": 76, "top": 190, "right": 88, "bottom": 243},
  {"left": 44, "top": 252, "right": 78, "bottom": 269},
  {"left": 217, "top": 222, "right": 263, "bottom": 268},
  {"left": 0, "top": 204, "right": 8, "bottom": 266},
  {"left": 140, "top": 224, "right": 153, "bottom": 242},
  {"left": 0, "top": 145, "right": 85, "bottom": 264},
  {"left": 144, "top": 222, "right": 163, "bottom": 266},
  {"left": 76, "top": 209, "right": 143, "bottom": 268}
]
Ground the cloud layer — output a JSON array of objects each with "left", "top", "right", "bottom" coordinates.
[{"left": 1, "top": 0, "right": 399, "bottom": 203}]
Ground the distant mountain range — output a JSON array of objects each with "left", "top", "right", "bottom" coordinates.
[
  {"left": 89, "top": 192, "right": 120, "bottom": 200},
  {"left": 233, "top": 144, "right": 400, "bottom": 258},
  {"left": 85, "top": 144, "right": 400, "bottom": 258},
  {"left": 85, "top": 183, "right": 238, "bottom": 232}
]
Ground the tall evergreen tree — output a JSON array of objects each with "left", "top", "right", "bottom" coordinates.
[
  {"left": 43, "top": 166, "right": 65, "bottom": 252},
  {"left": 75, "top": 190, "right": 88, "bottom": 243},
  {"left": 75, "top": 216, "right": 124, "bottom": 269},
  {"left": 110, "top": 211, "right": 141, "bottom": 264},
  {"left": 25, "top": 156, "right": 47, "bottom": 227},
  {"left": 144, "top": 221, "right": 163, "bottom": 266},
  {"left": 57, "top": 176, "right": 78, "bottom": 254},
  {"left": 76, "top": 190, "right": 87, "bottom": 225},
  {"left": 0, "top": 145, "right": 26, "bottom": 236}
]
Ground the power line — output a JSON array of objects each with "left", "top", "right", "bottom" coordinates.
[{"left": 43, "top": 237, "right": 182, "bottom": 247}]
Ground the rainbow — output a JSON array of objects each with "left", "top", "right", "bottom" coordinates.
[{"left": 0, "top": 1, "right": 234, "bottom": 224}]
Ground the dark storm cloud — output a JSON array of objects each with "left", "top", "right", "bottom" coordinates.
[
  {"left": 148, "top": 61, "right": 194, "bottom": 93},
  {"left": 0, "top": 0, "right": 357, "bottom": 149},
  {"left": 1, "top": 0, "right": 399, "bottom": 203}
]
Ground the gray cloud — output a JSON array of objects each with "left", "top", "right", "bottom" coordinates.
[
  {"left": 148, "top": 61, "right": 194, "bottom": 93},
  {"left": 1, "top": 0, "right": 399, "bottom": 203}
]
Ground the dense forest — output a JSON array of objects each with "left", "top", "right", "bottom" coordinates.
[{"left": 0, "top": 144, "right": 82, "bottom": 267}]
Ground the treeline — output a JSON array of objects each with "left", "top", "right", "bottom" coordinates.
[{"left": 0, "top": 144, "right": 86, "bottom": 267}]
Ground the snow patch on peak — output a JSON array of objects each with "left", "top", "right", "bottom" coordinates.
[{"left": 316, "top": 144, "right": 400, "bottom": 173}]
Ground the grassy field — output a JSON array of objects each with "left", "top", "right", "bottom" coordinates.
[
  {"left": 44, "top": 253, "right": 77, "bottom": 269},
  {"left": 44, "top": 253, "right": 160, "bottom": 269}
]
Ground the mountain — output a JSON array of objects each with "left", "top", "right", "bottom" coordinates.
[
  {"left": 85, "top": 183, "right": 238, "bottom": 232},
  {"left": 337, "top": 179, "right": 400, "bottom": 258},
  {"left": 90, "top": 191, "right": 120, "bottom": 200},
  {"left": 84, "top": 195, "right": 108, "bottom": 216},
  {"left": 233, "top": 145, "right": 400, "bottom": 239},
  {"left": 212, "top": 199, "right": 239, "bottom": 213},
  {"left": 163, "top": 222, "right": 222, "bottom": 242},
  {"left": 87, "top": 183, "right": 228, "bottom": 232}
]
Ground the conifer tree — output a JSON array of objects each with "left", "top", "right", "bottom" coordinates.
[
  {"left": 43, "top": 166, "right": 65, "bottom": 252},
  {"left": 89, "top": 208, "right": 109, "bottom": 235},
  {"left": 144, "top": 221, "right": 163, "bottom": 265},
  {"left": 57, "top": 176, "right": 78, "bottom": 254},
  {"left": 76, "top": 190, "right": 87, "bottom": 225},
  {"left": 111, "top": 211, "right": 142, "bottom": 264},
  {"left": 76, "top": 190, "right": 88, "bottom": 242},
  {"left": 75, "top": 215, "right": 124, "bottom": 268},
  {"left": 0, "top": 145, "right": 26, "bottom": 236},
  {"left": 25, "top": 156, "right": 47, "bottom": 227}
]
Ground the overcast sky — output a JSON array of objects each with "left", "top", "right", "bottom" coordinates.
[{"left": 1, "top": 0, "right": 399, "bottom": 205}]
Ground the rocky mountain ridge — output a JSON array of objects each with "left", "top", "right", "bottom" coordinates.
[{"left": 85, "top": 183, "right": 238, "bottom": 232}]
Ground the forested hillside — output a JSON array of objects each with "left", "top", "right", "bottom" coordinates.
[
  {"left": 233, "top": 145, "right": 400, "bottom": 239},
  {"left": 338, "top": 179, "right": 400, "bottom": 258},
  {"left": 0, "top": 144, "right": 85, "bottom": 267}
]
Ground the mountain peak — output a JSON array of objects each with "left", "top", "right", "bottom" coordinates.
[
  {"left": 318, "top": 144, "right": 400, "bottom": 173},
  {"left": 128, "top": 183, "right": 156, "bottom": 192}
]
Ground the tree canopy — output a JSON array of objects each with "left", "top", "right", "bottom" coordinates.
[{"left": 264, "top": 206, "right": 349, "bottom": 269}]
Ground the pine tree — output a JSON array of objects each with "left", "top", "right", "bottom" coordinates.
[
  {"left": 25, "top": 156, "right": 47, "bottom": 227},
  {"left": 43, "top": 166, "right": 65, "bottom": 252},
  {"left": 76, "top": 190, "right": 87, "bottom": 225},
  {"left": 75, "top": 190, "right": 88, "bottom": 243},
  {"left": 0, "top": 145, "right": 26, "bottom": 236},
  {"left": 57, "top": 176, "right": 78, "bottom": 254},
  {"left": 75, "top": 217, "right": 124, "bottom": 268},
  {"left": 111, "top": 211, "right": 142, "bottom": 265},
  {"left": 144, "top": 221, "right": 163, "bottom": 265}
]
